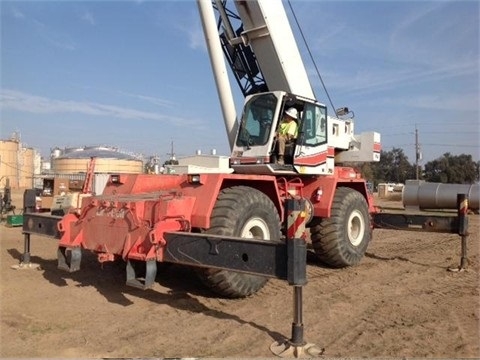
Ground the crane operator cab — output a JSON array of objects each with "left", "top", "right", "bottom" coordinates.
[{"left": 230, "top": 90, "right": 333, "bottom": 176}]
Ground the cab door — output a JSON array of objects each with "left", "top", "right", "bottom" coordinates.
[{"left": 293, "top": 103, "right": 334, "bottom": 175}]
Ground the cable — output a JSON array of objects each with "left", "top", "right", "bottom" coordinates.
[
  {"left": 0, "top": 159, "right": 35, "bottom": 175},
  {"left": 421, "top": 144, "right": 480, "bottom": 148},
  {"left": 381, "top": 132, "right": 478, "bottom": 137},
  {"left": 287, "top": 0, "right": 336, "bottom": 112}
]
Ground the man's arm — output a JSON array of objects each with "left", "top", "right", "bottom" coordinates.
[{"left": 286, "top": 122, "right": 297, "bottom": 140}]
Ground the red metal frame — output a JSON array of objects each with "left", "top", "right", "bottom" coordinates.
[{"left": 57, "top": 167, "right": 374, "bottom": 264}]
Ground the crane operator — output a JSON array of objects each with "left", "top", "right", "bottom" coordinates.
[{"left": 276, "top": 107, "right": 298, "bottom": 165}]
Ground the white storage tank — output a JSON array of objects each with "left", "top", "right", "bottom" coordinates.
[{"left": 51, "top": 146, "right": 143, "bottom": 174}]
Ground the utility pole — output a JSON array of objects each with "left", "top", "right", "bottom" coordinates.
[
  {"left": 165, "top": 140, "right": 178, "bottom": 165},
  {"left": 167, "top": 141, "right": 175, "bottom": 161},
  {"left": 415, "top": 126, "right": 422, "bottom": 180}
]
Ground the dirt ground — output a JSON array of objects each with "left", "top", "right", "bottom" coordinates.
[{"left": 1, "top": 189, "right": 479, "bottom": 358}]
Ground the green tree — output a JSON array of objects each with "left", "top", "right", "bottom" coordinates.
[
  {"left": 163, "top": 159, "right": 179, "bottom": 166},
  {"left": 423, "top": 153, "right": 479, "bottom": 184},
  {"left": 371, "top": 148, "right": 416, "bottom": 185},
  {"left": 359, "top": 162, "right": 374, "bottom": 183}
]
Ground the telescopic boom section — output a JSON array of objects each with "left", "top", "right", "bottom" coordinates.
[
  {"left": 197, "top": 0, "right": 239, "bottom": 150},
  {"left": 213, "top": 0, "right": 267, "bottom": 96},
  {"left": 233, "top": 0, "right": 315, "bottom": 100},
  {"left": 198, "top": 0, "right": 316, "bottom": 150}
]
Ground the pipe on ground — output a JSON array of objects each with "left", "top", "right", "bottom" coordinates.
[{"left": 403, "top": 180, "right": 479, "bottom": 211}]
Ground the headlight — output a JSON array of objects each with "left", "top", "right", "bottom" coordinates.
[
  {"left": 110, "top": 174, "right": 121, "bottom": 184},
  {"left": 187, "top": 174, "right": 201, "bottom": 184}
]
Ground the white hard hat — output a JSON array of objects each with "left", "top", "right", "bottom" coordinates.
[{"left": 285, "top": 107, "right": 298, "bottom": 120}]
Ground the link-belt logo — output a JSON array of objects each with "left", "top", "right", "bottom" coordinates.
[{"left": 96, "top": 207, "right": 126, "bottom": 219}]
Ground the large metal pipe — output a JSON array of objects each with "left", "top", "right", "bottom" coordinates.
[{"left": 403, "top": 180, "right": 479, "bottom": 211}]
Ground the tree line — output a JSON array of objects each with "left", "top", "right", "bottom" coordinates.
[{"left": 357, "top": 148, "right": 480, "bottom": 186}]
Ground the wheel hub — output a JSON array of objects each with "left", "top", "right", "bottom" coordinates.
[
  {"left": 347, "top": 209, "right": 365, "bottom": 246},
  {"left": 241, "top": 217, "right": 270, "bottom": 240}
]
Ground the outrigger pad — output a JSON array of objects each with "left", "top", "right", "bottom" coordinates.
[
  {"left": 126, "top": 259, "right": 157, "bottom": 290},
  {"left": 270, "top": 340, "right": 324, "bottom": 358},
  {"left": 57, "top": 247, "right": 82, "bottom": 272}
]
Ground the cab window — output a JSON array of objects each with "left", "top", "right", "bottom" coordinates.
[
  {"left": 299, "top": 103, "right": 327, "bottom": 146},
  {"left": 236, "top": 93, "right": 276, "bottom": 147}
]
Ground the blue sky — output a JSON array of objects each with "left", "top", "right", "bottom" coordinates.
[{"left": 1, "top": 0, "right": 479, "bottom": 165}]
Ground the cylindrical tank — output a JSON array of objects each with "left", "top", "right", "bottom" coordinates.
[
  {"left": 403, "top": 180, "right": 479, "bottom": 211},
  {"left": 51, "top": 147, "right": 62, "bottom": 159},
  {"left": 42, "top": 161, "right": 51, "bottom": 171},
  {"left": 53, "top": 157, "right": 143, "bottom": 174},
  {"left": 51, "top": 147, "right": 143, "bottom": 174},
  {"left": 0, "top": 140, "right": 36, "bottom": 189},
  {"left": 0, "top": 140, "right": 19, "bottom": 188},
  {"left": 19, "top": 147, "right": 35, "bottom": 188}
]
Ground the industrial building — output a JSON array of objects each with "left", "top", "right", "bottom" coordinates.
[{"left": 0, "top": 136, "right": 144, "bottom": 192}]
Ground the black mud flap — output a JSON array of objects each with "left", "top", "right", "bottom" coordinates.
[
  {"left": 126, "top": 259, "right": 157, "bottom": 290},
  {"left": 57, "top": 246, "right": 82, "bottom": 272}
]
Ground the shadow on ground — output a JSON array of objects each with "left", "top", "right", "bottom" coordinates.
[{"left": 6, "top": 247, "right": 287, "bottom": 344}]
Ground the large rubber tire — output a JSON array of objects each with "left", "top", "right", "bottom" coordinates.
[
  {"left": 311, "top": 187, "right": 371, "bottom": 268},
  {"left": 197, "top": 186, "right": 281, "bottom": 298}
]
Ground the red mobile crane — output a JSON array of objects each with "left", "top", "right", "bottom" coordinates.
[{"left": 29, "top": 0, "right": 382, "bottom": 298}]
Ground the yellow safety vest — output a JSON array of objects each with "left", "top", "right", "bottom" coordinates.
[{"left": 279, "top": 120, "right": 297, "bottom": 138}]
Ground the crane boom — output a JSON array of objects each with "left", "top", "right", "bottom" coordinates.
[
  {"left": 202, "top": 0, "right": 381, "bottom": 173},
  {"left": 232, "top": 0, "right": 315, "bottom": 99},
  {"left": 197, "top": 0, "right": 239, "bottom": 150}
]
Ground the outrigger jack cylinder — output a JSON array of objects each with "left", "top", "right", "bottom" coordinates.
[
  {"left": 163, "top": 198, "right": 324, "bottom": 356},
  {"left": 11, "top": 189, "right": 45, "bottom": 270},
  {"left": 448, "top": 193, "right": 469, "bottom": 272},
  {"left": 373, "top": 193, "right": 470, "bottom": 272},
  {"left": 270, "top": 285, "right": 324, "bottom": 357},
  {"left": 270, "top": 199, "right": 324, "bottom": 358}
]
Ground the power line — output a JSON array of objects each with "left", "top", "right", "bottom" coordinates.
[
  {"left": 382, "top": 131, "right": 478, "bottom": 136},
  {"left": 382, "top": 144, "right": 413, "bottom": 148},
  {"left": 423, "top": 131, "right": 480, "bottom": 135},
  {"left": 385, "top": 144, "right": 479, "bottom": 148},
  {"left": 421, "top": 144, "right": 480, "bottom": 148},
  {"left": 0, "top": 159, "right": 35, "bottom": 175},
  {"left": 381, "top": 133, "right": 414, "bottom": 137},
  {"left": 287, "top": 0, "right": 336, "bottom": 111},
  {"left": 376, "top": 122, "right": 479, "bottom": 130},
  {"left": 386, "top": 144, "right": 480, "bottom": 149}
]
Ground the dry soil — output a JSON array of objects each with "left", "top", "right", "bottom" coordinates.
[{"left": 0, "top": 190, "right": 478, "bottom": 358}]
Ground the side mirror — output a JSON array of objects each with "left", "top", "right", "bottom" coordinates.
[{"left": 335, "top": 107, "right": 355, "bottom": 119}]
